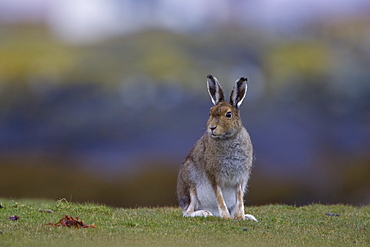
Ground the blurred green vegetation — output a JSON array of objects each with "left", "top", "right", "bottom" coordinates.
[
  {"left": 0, "top": 16, "right": 369, "bottom": 207},
  {"left": 0, "top": 19, "right": 368, "bottom": 93},
  {"left": 0, "top": 25, "right": 77, "bottom": 84},
  {"left": 264, "top": 41, "right": 332, "bottom": 90},
  {"left": 0, "top": 26, "right": 266, "bottom": 90}
]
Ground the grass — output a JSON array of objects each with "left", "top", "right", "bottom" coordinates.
[{"left": 0, "top": 198, "right": 369, "bottom": 247}]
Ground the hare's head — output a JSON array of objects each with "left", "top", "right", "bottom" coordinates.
[{"left": 206, "top": 75, "right": 248, "bottom": 139}]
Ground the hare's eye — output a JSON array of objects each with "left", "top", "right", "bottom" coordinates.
[{"left": 225, "top": 111, "right": 232, "bottom": 118}]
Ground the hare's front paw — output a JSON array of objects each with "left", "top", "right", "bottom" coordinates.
[
  {"left": 184, "top": 210, "right": 213, "bottom": 217},
  {"left": 245, "top": 214, "right": 258, "bottom": 222}
]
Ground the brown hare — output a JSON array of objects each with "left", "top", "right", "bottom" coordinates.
[{"left": 177, "top": 75, "right": 257, "bottom": 221}]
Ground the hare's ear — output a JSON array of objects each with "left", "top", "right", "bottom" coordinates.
[
  {"left": 230, "top": 77, "right": 248, "bottom": 108},
  {"left": 207, "top": 75, "right": 225, "bottom": 105}
]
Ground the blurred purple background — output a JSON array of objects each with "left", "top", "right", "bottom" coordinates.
[{"left": 0, "top": 0, "right": 369, "bottom": 207}]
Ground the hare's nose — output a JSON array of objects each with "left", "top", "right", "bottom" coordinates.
[{"left": 209, "top": 126, "right": 216, "bottom": 131}]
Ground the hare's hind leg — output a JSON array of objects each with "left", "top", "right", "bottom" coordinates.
[
  {"left": 244, "top": 214, "right": 258, "bottom": 222},
  {"left": 183, "top": 188, "right": 213, "bottom": 217},
  {"left": 233, "top": 183, "right": 258, "bottom": 221}
]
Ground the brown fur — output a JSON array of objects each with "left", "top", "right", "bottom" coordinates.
[{"left": 177, "top": 75, "right": 256, "bottom": 221}]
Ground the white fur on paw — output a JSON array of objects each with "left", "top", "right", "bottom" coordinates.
[
  {"left": 245, "top": 214, "right": 258, "bottom": 222},
  {"left": 184, "top": 210, "right": 213, "bottom": 217}
]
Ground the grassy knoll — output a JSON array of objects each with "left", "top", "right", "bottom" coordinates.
[{"left": 0, "top": 198, "right": 369, "bottom": 247}]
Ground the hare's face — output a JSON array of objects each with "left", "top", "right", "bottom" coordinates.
[
  {"left": 205, "top": 75, "right": 247, "bottom": 139},
  {"left": 207, "top": 102, "right": 241, "bottom": 139}
]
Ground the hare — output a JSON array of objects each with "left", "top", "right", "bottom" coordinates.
[{"left": 176, "top": 75, "right": 257, "bottom": 221}]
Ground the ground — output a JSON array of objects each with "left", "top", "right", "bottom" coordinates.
[{"left": 0, "top": 199, "right": 369, "bottom": 247}]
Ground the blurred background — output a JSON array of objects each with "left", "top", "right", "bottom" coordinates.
[{"left": 0, "top": 0, "right": 369, "bottom": 207}]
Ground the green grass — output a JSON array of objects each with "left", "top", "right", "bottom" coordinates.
[{"left": 0, "top": 198, "right": 369, "bottom": 247}]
